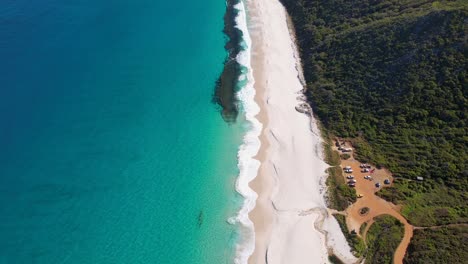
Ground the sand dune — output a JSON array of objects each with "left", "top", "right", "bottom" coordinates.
[{"left": 245, "top": 0, "right": 357, "bottom": 263}]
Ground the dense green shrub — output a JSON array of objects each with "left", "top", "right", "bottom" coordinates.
[
  {"left": 366, "top": 215, "right": 405, "bottom": 264},
  {"left": 281, "top": 0, "right": 467, "bottom": 186},
  {"left": 326, "top": 162, "right": 357, "bottom": 210},
  {"left": 404, "top": 226, "right": 468, "bottom": 263},
  {"left": 340, "top": 153, "right": 351, "bottom": 160}
]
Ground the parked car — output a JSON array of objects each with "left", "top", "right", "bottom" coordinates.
[
  {"left": 384, "top": 179, "right": 390, "bottom": 184},
  {"left": 375, "top": 182, "right": 381, "bottom": 187}
]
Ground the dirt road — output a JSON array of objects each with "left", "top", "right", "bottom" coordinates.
[{"left": 334, "top": 141, "right": 413, "bottom": 264}]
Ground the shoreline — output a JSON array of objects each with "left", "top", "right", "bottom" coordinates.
[
  {"left": 230, "top": 1, "right": 262, "bottom": 264},
  {"left": 244, "top": 0, "right": 356, "bottom": 263}
]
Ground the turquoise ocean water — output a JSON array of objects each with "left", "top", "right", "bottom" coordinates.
[{"left": 0, "top": 0, "right": 248, "bottom": 263}]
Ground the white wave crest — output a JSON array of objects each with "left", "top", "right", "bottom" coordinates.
[{"left": 230, "top": 1, "right": 262, "bottom": 264}]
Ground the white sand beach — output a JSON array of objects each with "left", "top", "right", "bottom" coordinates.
[{"left": 245, "top": 0, "right": 358, "bottom": 263}]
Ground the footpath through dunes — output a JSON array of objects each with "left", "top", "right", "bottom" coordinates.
[{"left": 333, "top": 141, "right": 413, "bottom": 264}]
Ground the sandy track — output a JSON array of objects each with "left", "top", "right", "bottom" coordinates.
[{"left": 334, "top": 141, "right": 413, "bottom": 264}]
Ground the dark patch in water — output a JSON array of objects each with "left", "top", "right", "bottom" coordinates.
[
  {"left": 213, "top": 0, "right": 243, "bottom": 123},
  {"left": 197, "top": 210, "right": 204, "bottom": 228}
]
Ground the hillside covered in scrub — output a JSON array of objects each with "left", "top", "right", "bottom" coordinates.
[{"left": 280, "top": 0, "right": 467, "bottom": 261}]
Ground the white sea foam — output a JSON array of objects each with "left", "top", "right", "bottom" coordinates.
[{"left": 228, "top": 1, "right": 262, "bottom": 263}]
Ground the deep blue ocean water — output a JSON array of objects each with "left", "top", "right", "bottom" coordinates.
[{"left": 0, "top": 0, "right": 245, "bottom": 263}]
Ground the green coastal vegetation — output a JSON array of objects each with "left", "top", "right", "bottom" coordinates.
[
  {"left": 379, "top": 178, "right": 467, "bottom": 226},
  {"left": 323, "top": 136, "right": 357, "bottom": 211},
  {"left": 328, "top": 254, "right": 346, "bottom": 264},
  {"left": 279, "top": 0, "right": 467, "bottom": 260},
  {"left": 333, "top": 214, "right": 366, "bottom": 257},
  {"left": 365, "top": 215, "right": 405, "bottom": 264},
  {"left": 334, "top": 214, "right": 405, "bottom": 262},
  {"left": 404, "top": 226, "right": 468, "bottom": 263},
  {"left": 359, "top": 222, "right": 368, "bottom": 236}
]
